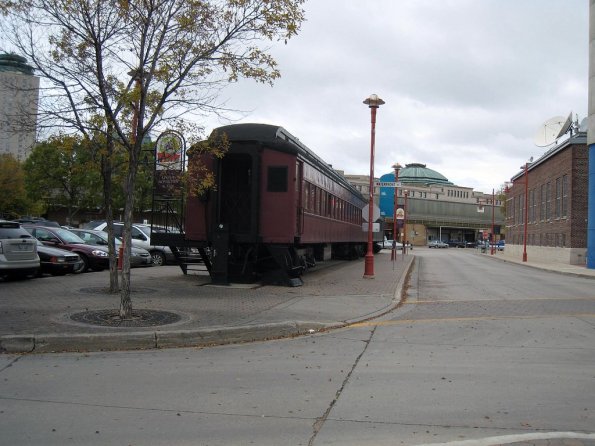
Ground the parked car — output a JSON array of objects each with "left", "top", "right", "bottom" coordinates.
[
  {"left": 22, "top": 225, "right": 109, "bottom": 273},
  {"left": 428, "top": 240, "right": 449, "bottom": 248},
  {"left": 69, "top": 228, "right": 153, "bottom": 267},
  {"left": 91, "top": 222, "right": 175, "bottom": 266},
  {"left": 0, "top": 220, "right": 39, "bottom": 279},
  {"left": 489, "top": 240, "right": 505, "bottom": 251},
  {"left": 15, "top": 217, "right": 61, "bottom": 227},
  {"left": 382, "top": 239, "right": 403, "bottom": 250},
  {"left": 35, "top": 240, "right": 82, "bottom": 276}
]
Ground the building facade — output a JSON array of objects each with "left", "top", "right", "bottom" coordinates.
[
  {"left": 0, "top": 54, "right": 40, "bottom": 161},
  {"left": 504, "top": 131, "right": 588, "bottom": 265},
  {"left": 345, "top": 163, "right": 504, "bottom": 246}
]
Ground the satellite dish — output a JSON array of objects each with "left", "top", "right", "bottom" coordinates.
[
  {"left": 534, "top": 115, "right": 565, "bottom": 147},
  {"left": 556, "top": 112, "right": 573, "bottom": 139},
  {"left": 579, "top": 117, "right": 588, "bottom": 133}
]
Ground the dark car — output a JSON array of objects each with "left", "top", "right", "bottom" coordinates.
[
  {"left": 23, "top": 225, "right": 109, "bottom": 273},
  {"left": 35, "top": 240, "right": 82, "bottom": 276},
  {"left": 69, "top": 228, "right": 153, "bottom": 267}
]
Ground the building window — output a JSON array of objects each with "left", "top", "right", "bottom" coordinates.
[
  {"left": 555, "top": 177, "right": 561, "bottom": 219},
  {"left": 545, "top": 182, "right": 551, "bottom": 220},
  {"left": 540, "top": 184, "right": 545, "bottom": 221},
  {"left": 561, "top": 175, "right": 568, "bottom": 217},
  {"left": 511, "top": 196, "right": 516, "bottom": 223}
]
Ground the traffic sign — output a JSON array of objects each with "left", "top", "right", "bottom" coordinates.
[
  {"left": 362, "top": 204, "right": 381, "bottom": 222},
  {"left": 374, "top": 181, "right": 401, "bottom": 187}
]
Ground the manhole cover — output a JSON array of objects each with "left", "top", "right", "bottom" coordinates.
[{"left": 70, "top": 309, "right": 181, "bottom": 327}]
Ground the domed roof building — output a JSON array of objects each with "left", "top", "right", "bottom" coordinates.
[
  {"left": 368, "top": 163, "right": 504, "bottom": 247},
  {"left": 0, "top": 54, "right": 35, "bottom": 75},
  {"left": 396, "top": 163, "right": 453, "bottom": 186}
]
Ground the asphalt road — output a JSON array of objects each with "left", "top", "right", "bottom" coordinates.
[{"left": 1, "top": 248, "right": 594, "bottom": 446}]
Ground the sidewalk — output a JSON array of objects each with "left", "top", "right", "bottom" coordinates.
[
  {"left": 0, "top": 250, "right": 413, "bottom": 353},
  {"left": 475, "top": 248, "right": 595, "bottom": 279}
]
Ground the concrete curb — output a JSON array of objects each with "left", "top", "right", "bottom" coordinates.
[
  {"left": 476, "top": 251, "right": 595, "bottom": 280},
  {"left": 0, "top": 322, "right": 330, "bottom": 353},
  {"left": 0, "top": 256, "right": 415, "bottom": 354}
]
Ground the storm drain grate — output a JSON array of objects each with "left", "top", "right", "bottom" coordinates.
[{"left": 70, "top": 309, "right": 181, "bottom": 327}]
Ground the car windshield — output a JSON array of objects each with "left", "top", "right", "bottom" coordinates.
[
  {"left": 137, "top": 225, "right": 151, "bottom": 237},
  {"left": 55, "top": 228, "right": 86, "bottom": 244}
]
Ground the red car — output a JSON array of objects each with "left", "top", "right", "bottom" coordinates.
[{"left": 23, "top": 225, "right": 109, "bottom": 273}]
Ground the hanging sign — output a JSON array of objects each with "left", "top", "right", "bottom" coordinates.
[{"left": 155, "top": 130, "right": 184, "bottom": 171}]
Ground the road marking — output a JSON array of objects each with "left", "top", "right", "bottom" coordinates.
[
  {"left": 351, "top": 313, "right": 595, "bottom": 327},
  {"left": 415, "top": 431, "right": 595, "bottom": 446},
  {"left": 405, "top": 296, "right": 595, "bottom": 304}
]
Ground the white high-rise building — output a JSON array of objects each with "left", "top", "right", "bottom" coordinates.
[{"left": 0, "top": 54, "right": 40, "bottom": 161}]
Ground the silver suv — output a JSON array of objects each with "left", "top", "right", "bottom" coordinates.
[
  {"left": 0, "top": 220, "right": 40, "bottom": 279},
  {"left": 92, "top": 222, "right": 174, "bottom": 266}
]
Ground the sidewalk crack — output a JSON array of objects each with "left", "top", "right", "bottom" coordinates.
[
  {"left": 0, "top": 355, "right": 22, "bottom": 373},
  {"left": 308, "top": 326, "right": 377, "bottom": 446}
]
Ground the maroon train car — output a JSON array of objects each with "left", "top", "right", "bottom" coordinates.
[{"left": 184, "top": 123, "right": 379, "bottom": 286}]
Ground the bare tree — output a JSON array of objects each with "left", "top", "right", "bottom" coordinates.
[{"left": 1, "top": 0, "right": 305, "bottom": 317}]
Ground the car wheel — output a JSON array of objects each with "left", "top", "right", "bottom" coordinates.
[
  {"left": 74, "top": 255, "right": 89, "bottom": 273},
  {"left": 151, "top": 251, "right": 166, "bottom": 266}
]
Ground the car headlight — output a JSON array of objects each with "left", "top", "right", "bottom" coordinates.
[{"left": 91, "top": 250, "right": 109, "bottom": 257}]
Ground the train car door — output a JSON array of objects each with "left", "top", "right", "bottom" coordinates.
[
  {"left": 219, "top": 153, "right": 254, "bottom": 237},
  {"left": 296, "top": 160, "right": 304, "bottom": 236}
]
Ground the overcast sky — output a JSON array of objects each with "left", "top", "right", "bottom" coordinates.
[{"left": 208, "top": 0, "right": 588, "bottom": 193}]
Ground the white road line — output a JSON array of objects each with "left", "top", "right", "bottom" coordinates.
[{"left": 416, "top": 431, "right": 595, "bottom": 446}]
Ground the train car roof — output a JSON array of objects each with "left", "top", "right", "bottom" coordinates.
[{"left": 212, "top": 123, "right": 364, "bottom": 199}]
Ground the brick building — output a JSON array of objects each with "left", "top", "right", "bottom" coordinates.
[{"left": 504, "top": 130, "right": 588, "bottom": 265}]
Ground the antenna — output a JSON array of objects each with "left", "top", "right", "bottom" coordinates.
[
  {"left": 533, "top": 115, "right": 566, "bottom": 147},
  {"left": 579, "top": 117, "right": 588, "bottom": 133},
  {"left": 555, "top": 112, "right": 573, "bottom": 139}
]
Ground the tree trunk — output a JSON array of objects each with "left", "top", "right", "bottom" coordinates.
[
  {"left": 101, "top": 131, "right": 119, "bottom": 293},
  {"left": 119, "top": 139, "right": 140, "bottom": 319}
]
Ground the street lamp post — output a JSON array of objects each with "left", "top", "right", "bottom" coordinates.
[
  {"left": 491, "top": 188, "right": 495, "bottom": 255},
  {"left": 391, "top": 163, "right": 402, "bottom": 261},
  {"left": 403, "top": 190, "right": 408, "bottom": 257},
  {"left": 363, "top": 94, "right": 385, "bottom": 279},
  {"left": 522, "top": 162, "right": 529, "bottom": 262}
]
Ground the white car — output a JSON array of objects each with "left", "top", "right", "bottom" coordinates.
[
  {"left": 428, "top": 240, "right": 449, "bottom": 248},
  {"left": 0, "top": 220, "right": 39, "bottom": 279},
  {"left": 382, "top": 239, "right": 403, "bottom": 250},
  {"left": 91, "top": 222, "right": 175, "bottom": 266}
]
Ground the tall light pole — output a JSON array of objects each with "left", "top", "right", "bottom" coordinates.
[
  {"left": 363, "top": 94, "right": 385, "bottom": 279},
  {"left": 391, "top": 163, "right": 402, "bottom": 261},
  {"left": 491, "top": 188, "right": 495, "bottom": 255},
  {"left": 403, "top": 190, "right": 408, "bottom": 257},
  {"left": 522, "top": 162, "right": 529, "bottom": 262}
]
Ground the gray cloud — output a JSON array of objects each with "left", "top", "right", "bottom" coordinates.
[{"left": 208, "top": 0, "right": 588, "bottom": 192}]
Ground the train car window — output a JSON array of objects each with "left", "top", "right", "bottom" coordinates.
[
  {"left": 304, "top": 182, "right": 310, "bottom": 211},
  {"left": 267, "top": 166, "right": 288, "bottom": 192}
]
